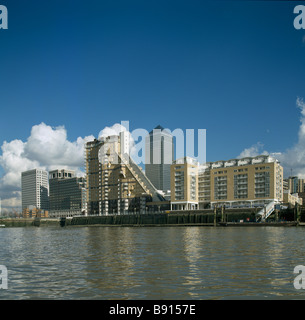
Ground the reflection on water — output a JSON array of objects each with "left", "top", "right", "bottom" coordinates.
[{"left": 1, "top": 226, "right": 305, "bottom": 299}]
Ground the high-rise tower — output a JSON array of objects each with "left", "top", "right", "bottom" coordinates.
[
  {"left": 21, "top": 169, "right": 49, "bottom": 210},
  {"left": 145, "top": 125, "right": 174, "bottom": 192}
]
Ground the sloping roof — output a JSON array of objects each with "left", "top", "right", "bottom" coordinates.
[{"left": 149, "top": 125, "right": 165, "bottom": 134}]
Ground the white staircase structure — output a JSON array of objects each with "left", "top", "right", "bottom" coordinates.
[
  {"left": 256, "top": 201, "right": 275, "bottom": 222},
  {"left": 119, "top": 154, "right": 166, "bottom": 202}
]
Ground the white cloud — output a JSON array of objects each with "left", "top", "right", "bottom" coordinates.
[
  {"left": 237, "top": 142, "right": 268, "bottom": 159},
  {"left": 0, "top": 122, "right": 95, "bottom": 209},
  {"left": 0, "top": 139, "right": 40, "bottom": 189},
  {"left": 238, "top": 97, "right": 305, "bottom": 178},
  {"left": 98, "top": 122, "right": 136, "bottom": 156},
  {"left": 98, "top": 123, "right": 127, "bottom": 139},
  {"left": 273, "top": 97, "right": 305, "bottom": 178},
  {"left": 0, "top": 122, "right": 138, "bottom": 210},
  {"left": 24, "top": 123, "right": 93, "bottom": 167}
]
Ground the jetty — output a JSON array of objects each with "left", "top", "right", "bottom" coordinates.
[{"left": 0, "top": 206, "right": 304, "bottom": 228}]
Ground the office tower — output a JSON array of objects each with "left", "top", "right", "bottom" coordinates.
[
  {"left": 170, "top": 157, "right": 199, "bottom": 210},
  {"left": 49, "top": 169, "right": 86, "bottom": 217},
  {"left": 85, "top": 131, "right": 167, "bottom": 215},
  {"left": 145, "top": 125, "right": 174, "bottom": 192},
  {"left": 21, "top": 169, "right": 49, "bottom": 210}
]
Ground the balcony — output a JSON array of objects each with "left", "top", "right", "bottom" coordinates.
[{"left": 216, "top": 177, "right": 227, "bottom": 181}]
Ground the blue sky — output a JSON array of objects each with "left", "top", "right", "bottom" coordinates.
[{"left": 0, "top": 1, "right": 305, "bottom": 206}]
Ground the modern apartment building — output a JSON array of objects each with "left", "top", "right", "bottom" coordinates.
[
  {"left": 21, "top": 169, "right": 49, "bottom": 210},
  {"left": 284, "top": 176, "right": 305, "bottom": 194},
  {"left": 198, "top": 155, "right": 283, "bottom": 208},
  {"left": 85, "top": 132, "right": 167, "bottom": 215},
  {"left": 145, "top": 125, "right": 174, "bottom": 192},
  {"left": 48, "top": 169, "right": 86, "bottom": 217},
  {"left": 170, "top": 157, "right": 199, "bottom": 210}
]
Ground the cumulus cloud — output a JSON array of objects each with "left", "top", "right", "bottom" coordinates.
[
  {"left": 98, "top": 123, "right": 127, "bottom": 139},
  {"left": 238, "top": 97, "right": 305, "bottom": 178},
  {"left": 237, "top": 142, "right": 269, "bottom": 159},
  {"left": 273, "top": 97, "right": 305, "bottom": 178},
  {"left": 98, "top": 122, "right": 136, "bottom": 156},
  {"left": 0, "top": 122, "right": 138, "bottom": 210},
  {"left": 0, "top": 122, "right": 95, "bottom": 210},
  {"left": 24, "top": 123, "right": 92, "bottom": 167}
]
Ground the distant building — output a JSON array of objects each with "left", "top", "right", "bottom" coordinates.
[
  {"left": 22, "top": 206, "right": 48, "bottom": 218},
  {"left": 49, "top": 169, "right": 86, "bottom": 217},
  {"left": 21, "top": 169, "right": 49, "bottom": 210},
  {"left": 284, "top": 176, "right": 305, "bottom": 194},
  {"left": 170, "top": 157, "right": 199, "bottom": 210},
  {"left": 145, "top": 125, "right": 174, "bottom": 192}
]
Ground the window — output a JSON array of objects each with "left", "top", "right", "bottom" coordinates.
[
  {"left": 255, "top": 171, "right": 270, "bottom": 198},
  {"left": 214, "top": 176, "right": 227, "bottom": 200},
  {"left": 234, "top": 174, "right": 248, "bottom": 199}
]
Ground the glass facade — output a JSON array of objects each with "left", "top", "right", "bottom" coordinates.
[{"left": 49, "top": 170, "right": 86, "bottom": 213}]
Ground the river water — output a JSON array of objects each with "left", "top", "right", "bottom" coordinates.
[{"left": 0, "top": 226, "right": 305, "bottom": 300}]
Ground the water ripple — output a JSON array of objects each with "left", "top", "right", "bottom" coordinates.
[{"left": 1, "top": 226, "right": 305, "bottom": 299}]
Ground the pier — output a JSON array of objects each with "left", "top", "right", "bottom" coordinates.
[{"left": 0, "top": 206, "right": 304, "bottom": 228}]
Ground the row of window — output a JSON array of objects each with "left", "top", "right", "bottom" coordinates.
[{"left": 213, "top": 166, "right": 271, "bottom": 175}]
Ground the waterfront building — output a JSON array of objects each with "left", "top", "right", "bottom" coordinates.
[
  {"left": 297, "top": 192, "right": 305, "bottom": 207},
  {"left": 170, "top": 156, "right": 199, "bottom": 210},
  {"left": 198, "top": 163, "right": 211, "bottom": 208},
  {"left": 198, "top": 155, "right": 283, "bottom": 208},
  {"left": 283, "top": 179, "right": 289, "bottom": 191},
  {"left": 283, "top": 191, "right": 302, "bottom": 208},
  {"left": 21, "top": 169, "right": 49, "bottom": 210},
  {"left": 284, "top": 176, "right": 305, "bottom": 194},
  {"left": 85, "top": 132, "right": 168, "bottom": 215},
  {"left": 145, "top": 125, "right": 174, "bottom": 192},
  {"left": 22, "top": 206, "right": 49, "bottom": 218},
  {"left": 49, "top": 169, "right": 86, "bottom": 217}
]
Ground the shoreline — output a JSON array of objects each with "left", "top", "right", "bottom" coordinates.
[{"left": 0, "top": 215, "right": 301, "bottom": 228}]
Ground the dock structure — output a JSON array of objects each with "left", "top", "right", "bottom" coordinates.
[{"left": 0, "top": 206, "right": 303, "bottom": 227}]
